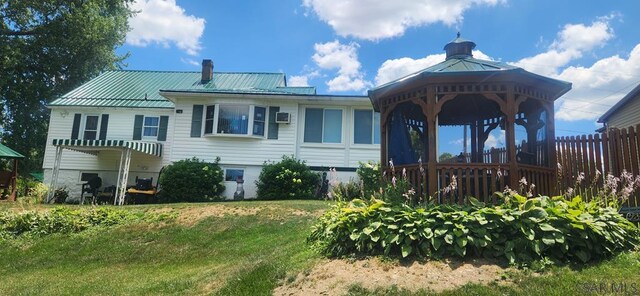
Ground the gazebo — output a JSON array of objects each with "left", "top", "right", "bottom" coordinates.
[
  {"left": 368, "top": 34, "right": 572, "bottom": 202},
  {"left": 0, "top": 143, "right": 25, "bottom": 201}
]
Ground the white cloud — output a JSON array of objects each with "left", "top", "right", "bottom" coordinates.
[
  {"left": 311, "top": 40, "right": 372, "bottom": 92},
  {"left": 303, "top": 0, "right": 504, "bottom": 40},
  {"left": 503, "top": 15, "right": 640, "bottom": 122},
  {"left": 555, "top": 44, "right": 640, "bottom": 121},
  {"left": 288, "top": 75, "right": 310, "bottom": 86},
  {"left": 375, "top": 50, "right": 492, "bottom": 85},
  {"left": 180, "top": 58, "right": 200, "bottom": 66},
  {"left": 484, "top": 130, "right": 505, "bottom": 148},
  {"left": 511, "top": 19, "right": 614, "bottom": 76},
  {"left": 450, "top": 137, "right": 467, "bottom": 146},
  {"left": 127, "top": 0, "right": 206, "bottom": 56}
]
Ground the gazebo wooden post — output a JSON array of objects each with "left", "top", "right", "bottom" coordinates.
[
  {"left": 546, "top": 101, "right": 558, "bottom": 194},
  {"left": 10, "top": 159, "right": 18, "bottom": 201},
  {"left": 380, "top": 111, "right": 388, "bottom": 169},
  {"left": 426, "top": 86, "right": 438, "bottom": 198},
  {"left": 506, "top": 86, "right": 519, "bottom": 187}
]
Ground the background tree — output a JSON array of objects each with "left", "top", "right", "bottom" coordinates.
[
  {"left": 438, "top": 152, "right": 454, "bottom": 162},
  {"left": 0, "top": 0, "right": 134, "bottom": 173}
]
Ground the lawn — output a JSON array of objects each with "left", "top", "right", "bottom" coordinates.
[
  {"left": 0, "top": 200, "right": 638, "bottom": 295},
  {"left": 0, "top": 200, "right": 329, "bottom": 295}
]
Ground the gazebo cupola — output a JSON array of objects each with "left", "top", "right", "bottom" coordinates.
[
  {"left": 444, "top": 32, "right": 476, "bottom": 60},
  {"left": 368, "top": 34, "right": 572, "bottom": 202}
]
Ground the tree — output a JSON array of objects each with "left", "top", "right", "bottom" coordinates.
[
  {"left": 0, "top": 1, "right": 134, "bottom": 173},
  {"left": 439, "top": 152, "right": 454, "bottom": 162}
]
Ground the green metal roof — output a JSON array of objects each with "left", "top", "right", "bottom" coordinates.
[
  {"left": 423, "top": 57, "right": 518, "bottom": 73},
  {"left": 49, "top": 70, "right": 312, "bottom": 108},
  {"left": 0, "top": 143, "right": 24, "bottom": 159}
]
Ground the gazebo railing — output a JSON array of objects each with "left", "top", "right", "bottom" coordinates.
[
  {"left": 386, "top": 163, "right": 512, "bottom": 204},
  {"left": 436, "top": 163, "right": 509, "bottom": 204}
]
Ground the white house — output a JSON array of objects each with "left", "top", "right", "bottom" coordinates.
[{"left": 42, "top": 60, "right": 380, "bottom": 202}]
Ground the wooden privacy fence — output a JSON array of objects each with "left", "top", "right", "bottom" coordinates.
[{"left": 556, "top": 124, "right": 640, "bottom": 207}]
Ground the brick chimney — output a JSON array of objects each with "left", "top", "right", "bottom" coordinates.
[{"left": 201, "top": 59, "right": 213, "bottom": 83}]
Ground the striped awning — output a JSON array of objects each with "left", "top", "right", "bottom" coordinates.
[{"left": 52, "top": 139, "right": 162, "bottom": 157}]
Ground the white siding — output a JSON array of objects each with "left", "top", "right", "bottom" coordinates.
[
  {"left": 608, "top": 94, "right": 640, "bottom": 130},
  {"left": 44, "top": 94, "right": 380, "bottom": 199},
  {"left": 170, "top": 98, "right": 298, "bottom": 165},
  {"left": 43, "top": 107, "right": 173, "bottom": 188},
  {"left": 296, "top": 103, "right": 380, "bottom": 168}
]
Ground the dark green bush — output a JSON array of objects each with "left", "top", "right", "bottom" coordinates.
[
  {"left": 256, "top": 155, "right": 320, "bottom": 200},
  {"left": 308, "top": 194, "right": 640, "bottom": 266},
  {"left": 158, "top": 157, "right": 225, "bottom": 202}
]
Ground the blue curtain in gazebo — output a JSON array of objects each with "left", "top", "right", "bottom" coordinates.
[{"left": 388, "top": 108, "right": 417, "bottom": 166}]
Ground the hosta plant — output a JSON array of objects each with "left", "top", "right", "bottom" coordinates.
[{"left": 308, "top": 193, "right": 640, "bottom": 266}]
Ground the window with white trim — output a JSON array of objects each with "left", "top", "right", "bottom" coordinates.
[
  {"left": 253, "top": 106, "right": 266, "bottom": 136},
  {"left": 143, "top": 116, "right": 160, "bottom": 138},
  {"left": 304, "top": 108, "right": 343, "bottom": 143},
  {"left": 204, "top": 105, "right": 215, "bottom": 134},
  {"left": 202, "top": 104, "right": 269, "bottom": 137},
  {"left": 83, "top": 115, "right": 100, "bottom": 140},
  {"left": 353, "top": 109, "right": 380, "bottom": 144}
]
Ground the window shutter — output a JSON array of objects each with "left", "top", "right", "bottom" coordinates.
[
  {"left": 191, "top": 105, "right": 203, "bottom": 137},
  {"left": 268, "top": 106, "right": 280, "bottom": 139},
  {"left": 71, "top": 113, "right": 81, "bottom": 139},
  {"left": 133, "top": 115, "right": 144, "bottom": 140},
  {"left": 99, "top": 114, "right": 109, "bottom": 140},
  {"left": 157, "top": 116, "right": 169, "bottom": 141}
]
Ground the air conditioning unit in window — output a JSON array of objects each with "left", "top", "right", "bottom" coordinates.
[{"left": 275, "top": 112, "right": 291, "bottom": 124}]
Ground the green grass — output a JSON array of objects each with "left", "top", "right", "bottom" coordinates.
[
  {"left": 1, "top": 200, "right": 639, "bottom": 295},
  {"left": 0, "top": 200, "right": 329, "bottom": 295}
]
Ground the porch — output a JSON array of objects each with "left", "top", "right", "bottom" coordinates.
[{"left": 46, "top": 139, "right": 163, "bottom": 205}]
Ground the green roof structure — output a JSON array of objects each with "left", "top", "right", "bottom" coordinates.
[
  {"left": 369, "top": 34, "right": 570, "bottom": 106},
  {"left": 49, "top": 70, "right": 316, "bottom": 109},
  {"left": 0, "top": 143, "right": 24, "bottom": 159}
]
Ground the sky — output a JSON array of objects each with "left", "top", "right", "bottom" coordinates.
[{"left": 117, "top": 0, "right": 640, "bottom": 154}]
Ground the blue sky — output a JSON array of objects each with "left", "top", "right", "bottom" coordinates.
[{"left": 117, "top": 0, "right": 640, "bottom": 153}]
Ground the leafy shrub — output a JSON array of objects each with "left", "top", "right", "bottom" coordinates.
[
  {"left": 53, "top": 187, "right": 69, "bottom": 204},
  {"left": 158, "top": 157, "right": 225, "bottom": 202},
  {"left": 256, "top": 155, "right": 320, "bottom": 200},
  {"left": 356, "top": 161, "right": 381, "bottom": 198},
  {"left": 0, "top": 207, "right": 162, "bottom": 240},
  {"left": 330, "top": 180, "right": 361, "bottom": 201},
  {"left": 16, "top": 178, "right": 48, "bottom": 204},
  {"left": 308, "top": 194, "right": 640, "bottom": 266}
]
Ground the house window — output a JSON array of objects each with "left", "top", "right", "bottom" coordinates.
[
  {"left": 253, "top": 107, "right": 266, "bottom": 136},
  {"left": 354, "top": 110, "right": 380, "bottom": 144},
  {"left": 218, "top": 105, "right": 250, "bottom": 134},
  {"left": 267, "top": 106, "right": 280, "bottom": 139},
  {"left": 143, "top": 116, "right": 159, "bottom": 137},
  {"left": 225, "top": 169, "right": 244, "bottom": 182},
  {"left": 83, "top": 115, "right": 100, "bottom": 140},
  {"left": 202, "top": 104, "right": 269, "bottom": 137},
  {"left": 304, "top": 108, "right": 342, "bottom": 143},
  {"left": 204, "top": 105, "right": 215, "bottom": 134},
  {"left": 80, "top": 172, "right": 99, "bottom": 182}
]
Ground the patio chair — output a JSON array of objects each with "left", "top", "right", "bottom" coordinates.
[{"left": 81, "top": 176, "right": 102, "bottom": 204}]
